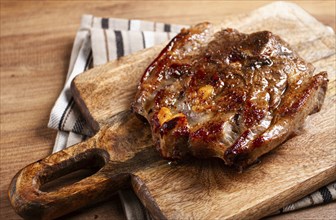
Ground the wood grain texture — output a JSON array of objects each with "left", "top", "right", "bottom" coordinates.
[{"left": 1, "top": 1, "right": 335, "bottom": 219}]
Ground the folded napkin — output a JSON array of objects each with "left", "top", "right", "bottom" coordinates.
[{"left": 48, "top": 15, "right": 335, "bottom": 219}]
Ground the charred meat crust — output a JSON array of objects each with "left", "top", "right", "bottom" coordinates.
[{"left": 132, "top": 22, "right": 329, "bottom": 168}]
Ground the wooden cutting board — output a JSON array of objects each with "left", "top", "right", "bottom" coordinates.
[{"left": 9, "top": 2, "right": 335, "bottom": 220}]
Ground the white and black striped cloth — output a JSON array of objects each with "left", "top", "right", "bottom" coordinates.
[
  {"left": 48, "top": 15, "right": 335, "bottom": 219},
  {"left": 48, "top": 15, "right": 186, "bottom": 153}
]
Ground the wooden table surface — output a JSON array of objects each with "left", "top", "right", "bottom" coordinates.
[{"left": 1, "top": 1, "right": 335, "bottom": 219}]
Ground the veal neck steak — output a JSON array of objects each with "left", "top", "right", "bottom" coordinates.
[{"left": 132, "top": 22, "right": 328, "bottom": 168}]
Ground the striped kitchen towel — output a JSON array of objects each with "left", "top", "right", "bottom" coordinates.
[
  {"left": 48, "top": 15, "right": 336, "bottom": 219},
  {"left": 48, "top": 15, "right": 187, "bottom": 153}
]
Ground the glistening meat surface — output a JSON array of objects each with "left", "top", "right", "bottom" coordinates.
[{"left": 132, "top": 22, "right": 328, "bottom": 168}]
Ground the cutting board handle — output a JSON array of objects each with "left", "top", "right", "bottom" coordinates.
[
  {"left": 8, "top": 111, "right": 157, "bottom": 219},
  {"left": 8, "top": 131, "right": 131, "bottom": 220}
]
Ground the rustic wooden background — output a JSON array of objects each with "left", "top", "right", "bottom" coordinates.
[{"left": 1, "top": 1, "right": 335, "bottom": 219}]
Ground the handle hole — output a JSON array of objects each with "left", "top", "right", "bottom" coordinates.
[
  {"left": 40, "top": 168, "right": 100, "bottom": 192},
  {"left": 39, "top": 149, "right": 109, "bottom": 192}
]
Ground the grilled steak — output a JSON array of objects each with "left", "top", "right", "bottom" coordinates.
[{"left": 132, "top": 22, "right": 328, "bottom": 168}]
